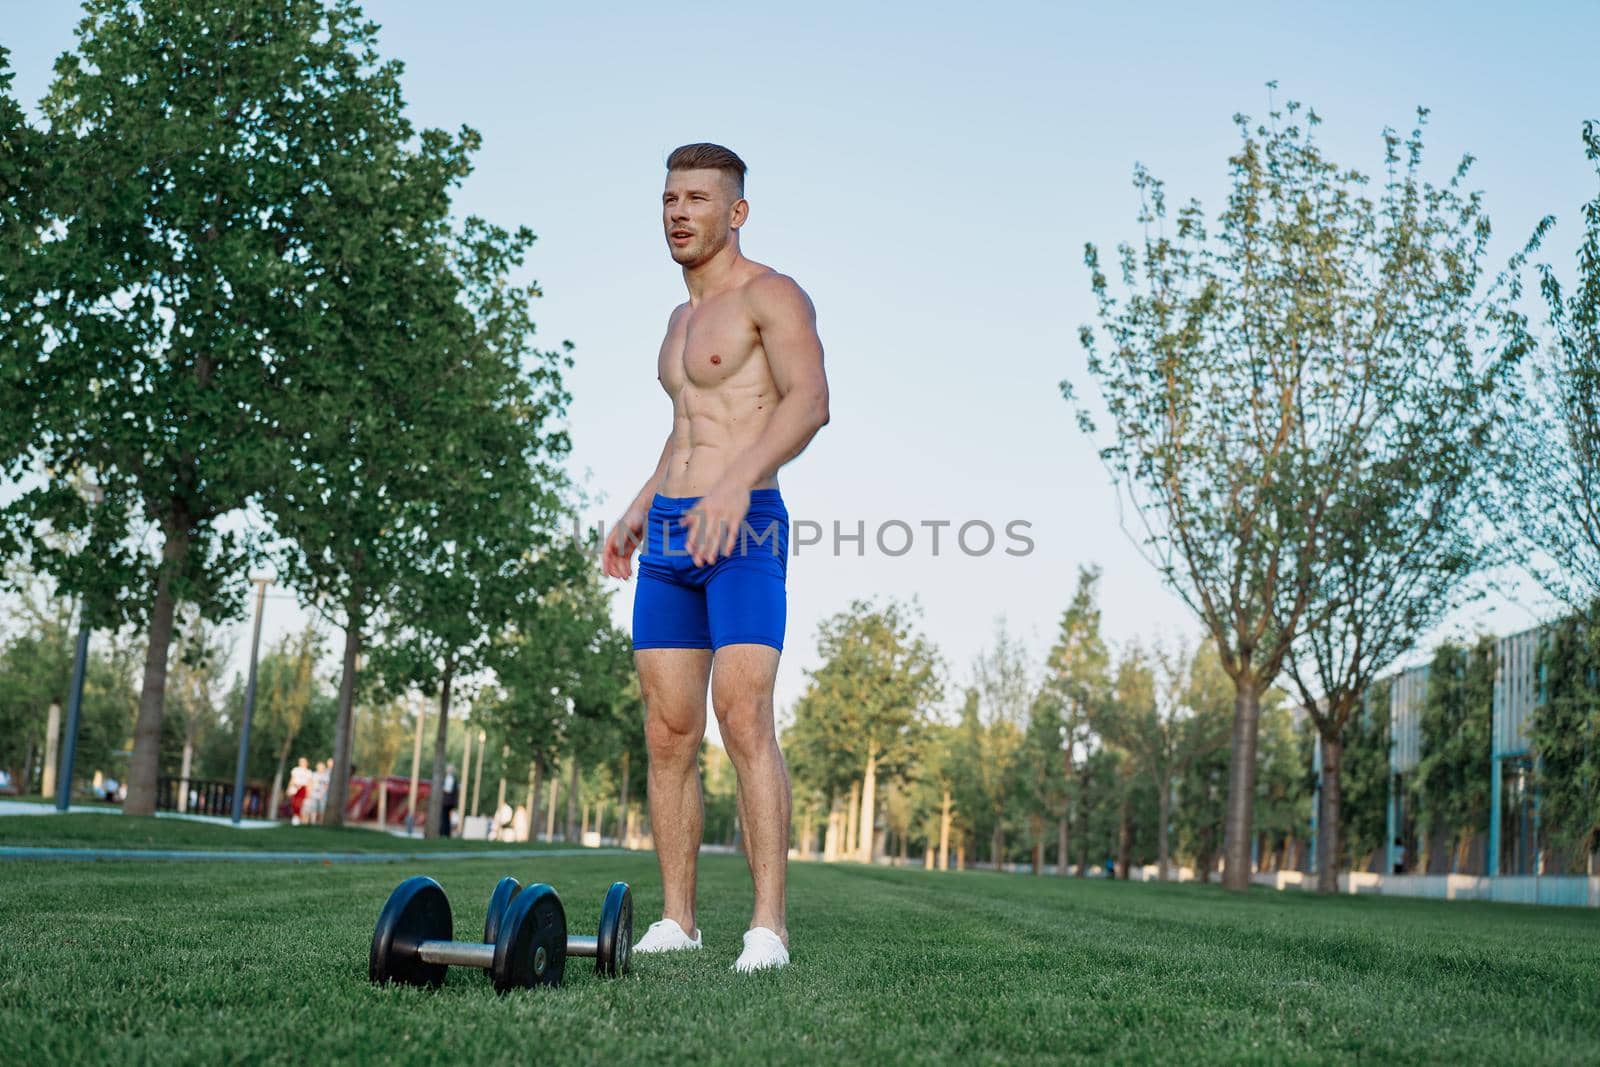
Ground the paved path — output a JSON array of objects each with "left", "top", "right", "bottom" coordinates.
[
  {"left": 0, "top": 800, "right": 276, "bottom": 827},
  {"left": 0, "top": 845, "right": 629, "bottom": 864}
]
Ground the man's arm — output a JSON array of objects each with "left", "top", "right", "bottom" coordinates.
[
  {"left": 604, "top": 309, "right": 688, "bottom": 579},
  {"left": 726, "top": 273, "right": 830, "bottom": 488},
  {"left": 686, "top": 274, "right": 830, "bottom": 563}
]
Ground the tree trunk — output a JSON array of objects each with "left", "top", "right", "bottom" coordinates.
[
  {"left": 269, "top": 733, "right": 293, "bottom": 823},
  {"left": 177, "top": 739, "right": 194, "bottom": 814},
  {"left": 1316, "top": 733, "right": 1343, "bottom": 894},
  {"left": 1031, "top": 814, "right": 1043, "bottom": 875},
  {"left": 938, "top": 789, "right": 952, "bottom": 871},
  {"left": 1116, "top": 795, "right": 1132, "bottom": 880},
  {"left": 1221, "top": 676, "right": 1264, "bottom": 892},
  {"left": 424, "top": 663, "right": 455, "bottom": 840},
  {"left": 1076, "top": 804, "right": 1091, "bottom": 878},
  {"left": 124, "top": 521, "right": 190, "bottom": 816},
  {"left": 407, "top": 702, "right": 425, "bottom": 834},
  {"left": 324, "top": 605, "right": 362, "bottom": 828},
  {"left": 1157, "top": 771, "right": 1172, "bottom": 882},
  {"left": 524, "top": 761, "right": 540, "bottom": 844},
  {"left": 858, "top": 749, "right": 878, "bottom": 864},
  {"left": 898, "top": 826, "right": 909, "bottom": 865},
  {"left": 1057, "top": 814, "right": 1070, "bottom": 876},
  {"left": 472, "top": 730, "right": 486, "bottom": 818},
  {"left": 956, "top": 839, "right": 966, "bottom": 870},
  {"left": 545, "top": 771, "right": 559, "bottom": 840},
  {"left": 617, "top": 750, "right": 631, "bottom": 843},
  {"left": 992, "top": 820, "right": 1005, "bottom": 872},
  {"left": 460, "top": 727, "right": 474, "bottom": 819},
  {"left": 566, "top": 757, "right": 580, "bottom": 842},
  {"left": 824, "top": 801, "right": 841, "bottom": 861},
  {"left": 845, "top": 779, "right": 860, "bottom": 858},
  {"left": 41, "top": 700, "right": 61, "bottom": 798}
]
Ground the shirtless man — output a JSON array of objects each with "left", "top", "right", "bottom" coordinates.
[{"left": 601, "top": 143, "right": 829, "bottom": 973}]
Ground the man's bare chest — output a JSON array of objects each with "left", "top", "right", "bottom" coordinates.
[{"left": 676, "top": 303, "right": 763, "bottom": 389}]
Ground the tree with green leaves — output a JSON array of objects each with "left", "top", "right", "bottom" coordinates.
[
  {"left": 788, "top": 598, "right": 943, "bottom": 863},
  {"left": 1272, "top": 108, "right": 1525, "bottom": 893},
  {"left": 1031, "top": 565, "right": 1111, "bottom": 875},
  {"left": 970, "top": 618, "right": 1035, "bottom": 868},
  {"left": 254, "top": 625, "right": 325, "bottom": 819},
  {"left": 1337, "top": 680, "right": 1393, "bottom": 874},
  {"left": 370, "top": 221, "right": 575, "bottom": 839},
  {"left": 1531, "top": 615, "right": 1600, "bottom": 870},
  {"left": 1072, "top": 90, "right": 1532, "bottom": 890},
  {"left": 1411, "top": 638, "right": 1493, "bottom": 872},
  {"left": 1500, "top": 121, "right": 1600, "bottom": 613},
  {"left": 165, "top": 610, "right": 232, "bottom": 812},
  {"left": 1097, "top": 639, "right": 1234, "bottom": 881},
  {"left": 1, "top": 0, "right": 493, "bottom": 815},
  {"left": 261, "top": 112, "right": 496, "bottom": 828}
]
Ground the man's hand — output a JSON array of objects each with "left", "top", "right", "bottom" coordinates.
[
  {"left": 602, "top": 501, "right": 648, "bottom": 579},
  {"left": 684, "top": 483, "right": 751, "bottom": 567}
]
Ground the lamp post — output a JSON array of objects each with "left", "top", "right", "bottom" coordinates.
[
  {"left": 55, "top": 483, "right": 103, "bottom": 812},
  {"left": 231, "top": 576, "right": 272, "bottom": 824}
]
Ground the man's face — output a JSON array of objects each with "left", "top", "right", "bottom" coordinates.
[{"left": 662, "top": 168, "right": 744, "bottom": 266}]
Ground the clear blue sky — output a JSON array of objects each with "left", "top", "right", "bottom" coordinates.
[{"left": 5, "top": 2, "right": 1597, "bottom": 725}]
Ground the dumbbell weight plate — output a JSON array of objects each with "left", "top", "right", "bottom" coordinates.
[
  {"left": 491, "top": 882, "right": 567, "bottom": 992},
  {"left": 484, "top": 876, "right": 522, "bottom": 946},
  {"left": 594, "top": 881, "right": 633, "bottom": 978},
  {"left": 370, "top": 876, "right": 453, "bottom": 988}
]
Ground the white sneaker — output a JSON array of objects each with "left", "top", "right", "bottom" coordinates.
[
  {"left": 732, "top": 927, "right": 789, "bottom": 973},
  {"left": 633, "top": 918, "right": 702, "bottom": 954}
]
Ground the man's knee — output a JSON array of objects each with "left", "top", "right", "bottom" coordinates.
[
  {"left": 645, "top": 711, "right": 701, "bottom": 766},
  {"left": 716, "top": 696, "right": 775, "bottom": 762}
]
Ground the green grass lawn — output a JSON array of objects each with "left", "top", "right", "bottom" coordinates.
[
  {"left": 2, "top": 843, "right": 1598, "bottom": 1065},
  {"left": 0, "top": 813, "right": 590, "bottom": 853}
]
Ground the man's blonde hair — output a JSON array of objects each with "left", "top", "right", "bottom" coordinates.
[{"left": 666, "top": 143, "right": 747, "bottom": 197}]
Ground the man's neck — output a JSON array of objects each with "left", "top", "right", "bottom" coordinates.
[{"left": 682, "top": 241, "right": 745, "bottom": 304}]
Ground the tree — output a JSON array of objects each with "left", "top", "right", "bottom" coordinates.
[
  {"left": 1337, "top": 680, "right": 1392, "bottom": 873},
  {"left": 1275, "top": 107, "right": 1523, "bottom": 892},
  {"left": 1501, "top": 121, "right": 1600, "bottom": 612},
  {"left": 255, "top": 626, "right": 324, "bottom": 819},
  {"left": 1411, "top": 637, "right": 1493, "bottom": 872},
  {"left": 1097, "top": 639, "right": 1234, "bottom": 881},
  {"left": 1531, "top": 614, "right": 1600, "bottom": 870},
  {"left": 788, "top": 598, "right": 943, "bottom": 863},
  {"left": 372, "top": 219, "right": 575, "bottom": 840},
  {"left": 165, "top": 610, "right": 232, "bottom": 811},
  {"left": 1073, "top": 90, "right": 1530, "bottom": 890},
  {"left": 354, "top": 693, "right": 413, "bottom": 828},
  {"left": 1033, "top": 565, "right": 1112, "bottom": 875},
  {"left": 1, "top": 0, "right": 487, "bottom": 815},
  {"left": 262, "top": 99, "right": 489, "bottom": 829},
  {"left": 970, "top": 618, "right": 1035, "bottom": 868}
]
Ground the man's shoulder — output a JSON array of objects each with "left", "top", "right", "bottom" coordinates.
[{"left": 741, "top": 269, "right": 813, "bottom": 318}]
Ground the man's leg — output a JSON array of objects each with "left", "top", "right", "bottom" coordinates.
[
  {"left": 637, "top": 647, "right": 713, "bottom": 935},
  {"left": 710, "top": 643, "right": 789, "bottom": 944}
]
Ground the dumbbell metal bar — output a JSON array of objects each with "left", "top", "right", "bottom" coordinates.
[{"left": 416, "top": 941, "right": 496, "bottom": 968}]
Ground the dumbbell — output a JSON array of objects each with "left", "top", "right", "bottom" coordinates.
[
  {"left": 369, "top": 875, "right": 567, "bottom": 992},
  {"left": 485, "top": 876, "right": 633, "bottom": 978}
]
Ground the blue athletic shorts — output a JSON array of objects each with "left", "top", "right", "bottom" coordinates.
[{"left": 632, "top": 489, "right": 790, "bottom": 652}]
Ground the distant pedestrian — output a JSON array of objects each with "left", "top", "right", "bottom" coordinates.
[
  {"left": 288, "top": 757, "right": 312, "bottom": 825},
  {"left": 439, "top": 764, "right": 459, "bottom": 838},
  {"left": 307, "top": 759, "right": 331, "bottom": 825}
]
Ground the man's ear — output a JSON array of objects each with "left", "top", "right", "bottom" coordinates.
[{"left": 730, "top": 197, "right": 750, "bottom": 230}]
